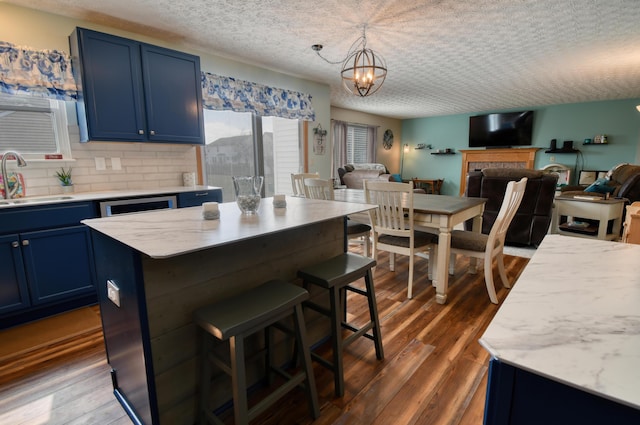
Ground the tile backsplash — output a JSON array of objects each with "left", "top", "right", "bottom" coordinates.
[{"left": 5, "top": 126, "right": 198, "bottom": 197}]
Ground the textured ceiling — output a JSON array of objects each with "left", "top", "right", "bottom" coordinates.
[{"left": 7, "top": 0, "right": 640, "bottom": 119}]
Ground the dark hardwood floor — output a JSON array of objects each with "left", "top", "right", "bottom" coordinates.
[{"left": 0, "top": 249, "right": 529, "bottom": 425}]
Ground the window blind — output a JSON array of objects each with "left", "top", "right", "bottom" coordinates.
[
  {"left": 0, "top": 96, "right": 58, "bottom": 153},
  {"left": 347, "top": 125, "right": 369, "bottom": 164}
]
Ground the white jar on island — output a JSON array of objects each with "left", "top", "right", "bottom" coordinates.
[
  {"left": 202, "top": 202, "right": 219, "bottom": 220},
  {"left": 273, "top": 194, "right": 286, "bottom": 208}
]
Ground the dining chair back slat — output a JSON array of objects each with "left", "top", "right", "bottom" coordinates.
[
  {"left": 368, "top": 185, "right": 409, "bottom": 237},
  {"left": 304, "top": 178, "right": 334, "bottom": 200},
  {"left": 291, "top": 172, "right": 320, "bottom": 197}
]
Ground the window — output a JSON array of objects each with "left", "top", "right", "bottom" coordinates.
[
  {"left": 346, "top": 125, "right": 369, "bottom": 164},
  {"left": 202, "top": 110, "right": 302, "bottom": 200},
  {"left": 0, "top": 94, "right": 72, "bottom": 159}
]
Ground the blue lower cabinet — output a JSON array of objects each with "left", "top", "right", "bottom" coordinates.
[
  {"left": 484, "top": 359, "right": 640, "bottom": 425},
  {"left": 176, "top": 188, "right": 222, "bottom": 207},
  {"left": 0, "top": 234, "right": 30, "bottom": 315},
  {"left": 0, "top": 226, "right": 97, "bottom": 328},
  {"left": 21, "top": 226, "right": 96, "bottom": 305},
  {"left": 0, "top": 199, "right": 99, "bottom": 327}
]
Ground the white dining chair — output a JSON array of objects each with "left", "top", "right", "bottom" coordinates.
[
  {"left": 364, "top": 180, "right": 438, "bottom": 298},
  {"left": 447, "top": 177, "right": 528, "bottom": 303},
  {"left": 303, "top": 177, "right": 334, "bottom": 200},
  {"left": 304, "top": 178, "right": 372, "bottom": 257},
  {"left": 291, "top": 172, "right": 319, "bottom": 197}
]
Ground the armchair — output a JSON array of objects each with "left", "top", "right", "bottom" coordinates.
[
  {"left": 561, "top": 163, "right": 640, "bottom": 203},
  {"left": 560, "top": 164, "right": 640, "bottom": 228}
]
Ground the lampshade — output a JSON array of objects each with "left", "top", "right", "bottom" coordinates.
[
  {"left": 636, "top": 105, "right": 640, "bottom": 112},
  {"left": 312, "top": 25, "right": 387, "bottom": 97}
]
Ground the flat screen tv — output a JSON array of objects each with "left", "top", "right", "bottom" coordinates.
[{"left": 469, "top": 111, "right": 534, "bottom": 148}]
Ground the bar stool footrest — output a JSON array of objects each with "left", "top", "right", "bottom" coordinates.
[
  {"left": 247, "top": 373, "right": 306, "bottom": 422},
  {"left": 343, "top": 322, "right": 375, "bottom": 347},
  {"left": 310, "top": 351, "right": 334, "bottom": 370},
  {"left": 345, "top": 285, "right": 368, "bottom": 297}
]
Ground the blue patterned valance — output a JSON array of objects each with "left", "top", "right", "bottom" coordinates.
[
  {"left": 0, "top": 41, "right": 77, "bottom": 101},
  {"left": 0, "top": 41, "right": 315, "bottom": 120},
  {"left": 201, "top": 72, "right": 315, "bottom": 121}
]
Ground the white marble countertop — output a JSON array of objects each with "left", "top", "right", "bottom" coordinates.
[
  {"left": 480, "top": 234, "right": 640, "bottom": 410},
  {"left": 0, "top": 185, "right": 219, "bottom": 208},
  {"left": 82, "top": 196, "right": 376, "bottom": 259}
]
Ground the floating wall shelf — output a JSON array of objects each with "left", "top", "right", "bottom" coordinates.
[{"left": 544, "top": 149, "right": 580, "bottom": 154}]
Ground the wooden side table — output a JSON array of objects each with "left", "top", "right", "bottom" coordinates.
[
  {"left": 410, "top": 178, "right": 443, "bottom": 194},
  {"left": 622, "top": 201, "right": 640, "bottom": 244},
  {"left": 553, "top": 196, "right": 625, "bottom": 241}
]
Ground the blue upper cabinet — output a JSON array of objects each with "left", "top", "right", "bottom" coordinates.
[
  {"left": 70, "top": 29, "right": 146, "bottom": 142},
  {"left": 70, "top": 27, "right": 205, "bottom": 145},
  {"left": 141, "top": 44, "right": 205, "bottom": 143}
]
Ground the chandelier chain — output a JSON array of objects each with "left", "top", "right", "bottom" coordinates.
[{"left": 313, "top": 33, "right": 367, "bottom": 65}]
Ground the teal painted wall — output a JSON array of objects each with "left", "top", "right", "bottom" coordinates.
[{"left": 402, "top": 98, "right": 640, "bottom": 195}]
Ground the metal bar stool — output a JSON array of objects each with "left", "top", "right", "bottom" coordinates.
[
  {"left": 193, "top": 280, "right": 320, "bottom": 425},
  {"left": 297, "top": 252, "right": 384, "bottom": 397}
]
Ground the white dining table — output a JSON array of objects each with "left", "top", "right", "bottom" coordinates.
[{"left": 333, "top": 188, "right": 487, "bottom": 304}]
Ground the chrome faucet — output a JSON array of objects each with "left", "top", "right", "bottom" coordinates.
[{"left": 1, "top": 151, "right": 27, "bottom": 200}]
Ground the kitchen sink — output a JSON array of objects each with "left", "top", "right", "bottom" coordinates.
[{"left": 0, "top": 196, "right": 75, "bottom": 205}]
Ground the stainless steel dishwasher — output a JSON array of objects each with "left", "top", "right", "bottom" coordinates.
[{"left": 99, "top": 195, "right": 177, "bottom": 217}]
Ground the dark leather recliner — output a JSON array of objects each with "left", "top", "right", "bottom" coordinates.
[
  {"left": 464, "top": 168, "right": 558, "bottom": 247},
  {"left": 561, "top": 164, "right": 640, "bottom": 204},
  {"left": 560, "top": 164, "right": 640, "bottom": 229}
]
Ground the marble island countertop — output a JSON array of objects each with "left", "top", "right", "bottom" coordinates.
[
  {"left": 0, "top": 185, "right": 218, "bottom": 208},
  {"left": 82, "top": 196, "right": 375, "bottom": 259},
  {"left": 480, "top": 234, "right": 640, "bottom": 410}
]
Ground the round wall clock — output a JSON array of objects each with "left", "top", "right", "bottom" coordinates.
[{"left": 382, "top": 129, "right": 394, "bottom": 150}]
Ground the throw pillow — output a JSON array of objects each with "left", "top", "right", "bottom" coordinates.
[
  {"left": 584, "top": 177, "right": 616, "bottom": 194},
  {"left": 390, "top": 173, "right": 402, "bottom": 182}
]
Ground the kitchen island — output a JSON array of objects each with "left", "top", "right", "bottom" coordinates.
[
  {"left": 480, "top": 234, "right": 640, "bottom": 424},
  {"left": 82, "top": 196, "right": 374, "bottom": 424}
]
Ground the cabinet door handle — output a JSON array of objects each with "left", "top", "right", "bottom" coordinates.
[
  {"left": 138, "top": 130, "right": 144, "bottom": 135},
  {"left": 12, "top": 241, "right": 19, "bottom": 248},
  {"left": 195, "top": 192, "right": 209, "bottom": 196},
  {"left": 149, "top": 130, "right": 155, "bottom": 136},
  {"left": 22, "top": 240, "right": 29, "bottom": 246}
]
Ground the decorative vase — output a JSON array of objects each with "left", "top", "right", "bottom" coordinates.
[
  {"left": 61, "top": 185, "right": 74, "bottom": 194},
  {"left": 232, "top": 176, "right": 263, "bottom": 214}
]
